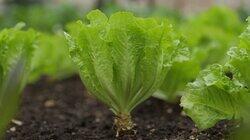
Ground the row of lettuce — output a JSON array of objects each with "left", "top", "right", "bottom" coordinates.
[
  {"left": 0, "top": 6, "right": 249, "bottom": 137},
  {"left": 65, "top": 9, "right": 249, "bottom": 136}
]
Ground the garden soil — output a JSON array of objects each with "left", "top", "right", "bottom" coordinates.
[{"left": 5, "top": 76, "right": 234, "bottom": 140}]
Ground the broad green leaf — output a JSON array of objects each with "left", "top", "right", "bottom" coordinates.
[
  {"left": 181, "top": 19, "right": 250, "bottom": 129},
  {"left": 181, "top": 64, "right": 249, "bottom": 129}
]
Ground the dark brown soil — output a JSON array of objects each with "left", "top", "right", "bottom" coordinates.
[{"left": 4, "top": 76, "right": 234, "bottom": 140}]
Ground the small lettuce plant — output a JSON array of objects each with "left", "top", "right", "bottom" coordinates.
[
  {"left": 29, "top": 33, "right": 76, "bottom": 82},
  {"left": 181, "top": 17, "right": 250, "bottom": 129},
  {"left": 154, "top": 7, "right": 244, "bottom": 102},
  {"left": 65, "top": 10, "right": 184, "bottom": 135},
  {"left": 0, "top": 24, "right": 36, "bottom": 137},
  {"left": 182, "top": 6, "right": 243, "bottom": 67}
]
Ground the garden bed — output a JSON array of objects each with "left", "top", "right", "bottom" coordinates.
[{"left": 5, "top": 76, "right": 233, "bottom": 140}]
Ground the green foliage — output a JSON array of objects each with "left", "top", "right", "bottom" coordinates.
[
  {"left": 0, "top": 4, "right": 81, "bottom": 32},
  {"left": 181, "top": 64, "right": 248, "bottom": 129},
  {"left": 155, "top": 6, "right": 244, "bottom": 102},
  {"left": 181, "top": 17, "right": 250, "bottom": 129},
  {"left": 0, "top": 24, "right": 36, "bottom": 136},
  {"left": 182, "top": 6, "right": 243, "bottom": 67},
  {"left": 239, "top": 17, "right": 250, "bottom": 50},
  {"left": 228, "top": 17, "right": 250, "bottom": 91},
  {"left": 155, "top": 59, "right": 200, "bottom": 101},
  {"left": 29, "top": 33, "right": 76, "bottom": 82},
  {"left": 154, "top": 38, "right": 199, "bottom": 101},
  {"left": 65, "top": 10, "right": 183, "bottom": 131}
]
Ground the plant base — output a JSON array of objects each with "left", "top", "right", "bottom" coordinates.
[{"left": 114, "top": 113, "right": 136, "bottom": 137}]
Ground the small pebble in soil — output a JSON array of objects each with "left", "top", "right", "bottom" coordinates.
[
  {"left": 149, "top": 128, "right": 156, "bottom": 135},
  {"left": 191, "top": 128, "right": 198, "bottom": 133},
  {"left": 44, "top": 99, "right": 56, "bottom": 108},
  {"left": 11, "top": 119, "right": 23, "bottom": 126},
  {"left": 95, "top": 118, "right": 100, "bottom": 123},
  {"left": 9, "top": 127, "right": 16, "bottom": 132},
  {"left": 167, "top": 108, "right": 173, "bottom": 114},
  {"left": 189, "top": 135, "right": 195, "bottom": 139}
]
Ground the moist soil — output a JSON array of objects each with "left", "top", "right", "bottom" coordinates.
[{"left": 4, "top": 76, "right": 234, "bottom": 140}]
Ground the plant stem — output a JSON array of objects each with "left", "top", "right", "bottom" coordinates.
[{"left": 114, "top": 113, "right": 135, "bottom": 137}]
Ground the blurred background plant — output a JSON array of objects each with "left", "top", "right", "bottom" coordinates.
[
  {"left": 0, "top": 24, "right": 37, "bottom": 137},
  {"left": 0, "top": 3, "right": 82, "bottom": 32},
  {"left": 29, "top": 32, "right": 77, "bottom": 83},
  {"left": 154, "top": 6, "right": 246, "bottom": 101},
  {"left": 181, "top": 17, "right": 250, "bottom": 139}
]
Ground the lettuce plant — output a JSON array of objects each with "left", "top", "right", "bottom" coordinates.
[
  {"left": 0, "top": 24, "right": 36, "bottom": 136},
  {"left": 180, "top": 64, "right": 248, "bottom": 129},
  {"left": 182, "top": 6, "right": 243, "bottom": 67},
  {"left": 155, "top": 6, "right": 244, "bottom": 102},
  {"left": 29, "top": 33, "right": 76, "bottom": 82},
  {"left": 181, "top": 17, "right": 250, "bottom": 129},
  {"left": 65, "top": 10, "right": 183, "bottom": 135}
]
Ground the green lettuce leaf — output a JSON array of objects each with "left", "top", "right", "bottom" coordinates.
[
  {"left": 228, "top": 47, "right": 250, "bottom": 88},
  {"left": 181, "top": 64, "right": 249, "bottom": 129},
  {"left": 181, "top": 17, "right": 250, "bottom": 129},
  {"left": 65, "top": 10, "right": 180, "bottom": 115}
]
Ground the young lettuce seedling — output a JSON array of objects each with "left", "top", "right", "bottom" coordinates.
[
  {"left": 181, "top": 17, "right": 250, "bottom": 129},
  {"left": 0, "top": 24, "right": 36, "bottom": 137},
  {"left": 65, "top": 10, "right": 183, "bottom": 135}
]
